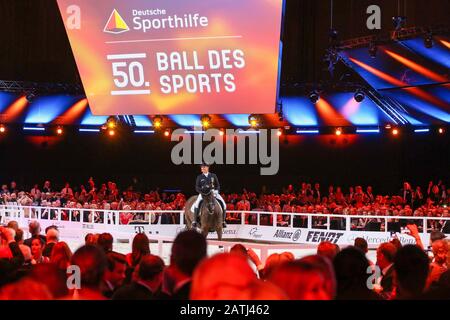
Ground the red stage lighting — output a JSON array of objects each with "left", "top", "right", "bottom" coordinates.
[
  {"left": 335, "top": 127, "right": 342, "bottom": 136},
  {"left": 0, "top": 124, "right": 5, "bottom": 133}
]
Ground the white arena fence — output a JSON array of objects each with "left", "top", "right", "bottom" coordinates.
[{"left": 1, "top": 205, "right": 449, "bottom": 251}]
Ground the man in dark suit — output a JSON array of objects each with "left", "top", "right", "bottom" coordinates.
[
  {"left": 160, "top": 230, "right": 207, "bottom": 300},
  {"left": 101, "top": 251, "right": 127, "bottom": 298},
  {"left": 23, "top": 221, "right": 46, "bottom": 248},
  {"left": 191, "top": 163, "right": 226, "bottom": 228},
  {"left": 376, "top": 242, "right": 397, "bottom": 299},
  {"left": 112, "top": 254, "right": 165, "bottom": 300},
  {"left": 42, "top": 228, "right": 59, "bottom": 257}
]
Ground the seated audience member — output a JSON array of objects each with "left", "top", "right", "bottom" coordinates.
[
  {"left": 0, "top": 278, "right": 53, "bottom": 300},
  {"left": 427, "top": 240, "right": 448, "bottom": 287},
  {"left": 375, "top": 242, "right": 397, "bottom": 299},
  {"left": 0, "top": 227, "right": 25, "bottom": 286},
  {"left": 24, "top": 221, "right": 47, "bottom": 248},
  {"left": 101, "top": 251, "right": 127, "bottom": 298},
  {"left": 317, "top": 241, "right": 340, "bottom": 262},
  {"left": 190, "top": 253, "right": 258, "bottom": 300},
  {"left": 50, "top": 241, "right": 72, "bottom": 271},
  {"left": 112, "top": 254, "right": 165, "bottom": 300},
  {"left": 268, "top": 256, "right": 333, "bottom": 300},
  {"left": 31, "top": 238, "right": 49, "bottom": 264},
  {"left": 162, "top": 230, "right": 207, "bottom": 299},
  {"left": 393, "top": 245, "right": 429, "bottom": 299},
  {"left": 333, "top": 247, "right": 382, "bottom": 300},
  {"left": 97, "top": 233, "right": 114, "bottom": 253},
  {"left": 42, "top": 228, "right": 59, "bottom": 258},
  {"left": 68, "top": 245, "right": 108, "bottom": 300},
  {"left": 28, "top": 263, "right": 69, "bottom": 298}
]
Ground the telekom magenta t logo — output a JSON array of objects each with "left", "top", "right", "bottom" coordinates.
[{"left": 104, "top": 9, "right": 130, "bottom": 34}]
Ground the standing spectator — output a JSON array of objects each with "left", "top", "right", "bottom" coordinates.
[
  {"left": 268, "top": 257, "right": 332, "bottom": 300},
  {"left": 50, "top": 241, "right": 72, "bottom": 271},
  {"left": 400, "top": 182, "right": 413, "bottom": 206},
  {"left": 112, "top": 255, "right": 165, "bottom": 300},
  {"left": 68, "top": 245, "right": 107, "bottom": 300},
  {"left": 317, "top": 241, "right": 340, "bottom": 262},
  {"left": 101, "top": 252, "right": 127, "bottom": 298},
  {"left": 333, "top": 247, "right": 381, "bottom": 300},
  {"left": 42, "top": 181, "right": 51, "bottom": 193},
  {"left": 23, "top": 221, "right": 46, "bottom": 248},
  {"left": 162, "top": 230, "right": 207, "bottom": 299},
  {"left": 375, "top": 243, "right": 397, "bottom": 298},
  {"left": 30, "top": 238, "right": 49, "bottom": 264},
  {"left": 42, "top": 228, "right": 59, "bottom": 258},
  {"left": 126, "top": 233, "right": 150, "bottom": 268},
  {"left": 427, "top": 240, "right": 448, "bottom": 287},
  {"left": 97, "top": 233, "right": 114, "bottom": 253},
  {"left": 0, "top": 227, "right": 25, "bottom": 286},
  {"left": 394, "top": 245, "right": 429, "bottom": 299}
]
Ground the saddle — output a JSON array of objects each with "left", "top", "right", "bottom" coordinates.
[{"left": 195, "top": 199, "right": 224, "bottom": 224}]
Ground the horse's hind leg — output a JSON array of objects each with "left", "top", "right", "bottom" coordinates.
[{"left": 216, "top": 228, "right": 223, "bottom": 241}]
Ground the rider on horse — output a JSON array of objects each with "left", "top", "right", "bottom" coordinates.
[{"left": 191, "top": 162, "right": 227, "bottom": 229}]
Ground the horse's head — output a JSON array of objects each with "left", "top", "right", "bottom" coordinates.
[{"left": 201, "top": 185, "right": 215, "bottom": 214}]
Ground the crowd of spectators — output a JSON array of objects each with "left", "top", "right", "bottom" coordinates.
[
  {"left": 0, "top": 220, "right": 449, "bottom": 300},
  {"left": 1, "top": 179, "right": 448, "bottom": 231}
]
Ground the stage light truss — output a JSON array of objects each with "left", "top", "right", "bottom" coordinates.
[{"left": 0, "top": 80, "right": 84, "bottom": 95}]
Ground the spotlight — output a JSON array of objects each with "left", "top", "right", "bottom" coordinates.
[
  {"left": 164, "top": 129, "right": 171, "bottom": 137},
  {"left": 25, "top": 92, "right": 36, "bottom": 103},
  {"left": 219, "top": 129, "right": 225, "bottom": 136},
  {"left": 106, "top": 116, "right": 118, "bottom": 129},
  {"left": 335, "top": 127, "right": 342, "bottom": 136},
  {"left": 438, "top": 127, "right": 445, "bottom": 134},
  {"left": 424, "top": 33, "right": 433, "bottom": 49},
  {"left": 392, "top": 128, "right": 399, "bottom": 136},
  {"left": 248, "top": 114, "right": 260, "bottom": 128},
  {"left": 277, "top": 129, "right": 283, "bottom": 137},
  {"left": 385, "top": 124, "right": 392, "bottom": 130},
  {"left": 392, "top": 16, "right": 407, "bottom": 31},
  {"left": 369, "top": 42, "right": 378, "bottom": 58},
  {"left": 329, "top": 29, "right": 339, "bottom": 41},
  {"left": 309, "top": 90, "right": 320, "bottom": 104},
  {"left": 108, "top": 129, "right": 115, "bottom": 136},
  {"left": 354, "top": 89, "right": 365, "bottom": 103},
  {"left": 152, "top": 116, "right": 163, "bottom": 129},
  {"left": 201, "top": 114, "right": 211, "bottom": 128},
  {"left": 56, "top": 126, "right": 63, "bottom": 135},
  {"left": 0, "top": 124, "right": 5, "bottom": 133}
]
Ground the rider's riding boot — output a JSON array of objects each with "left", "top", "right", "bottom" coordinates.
[
  {"left": 192, "top": 207, "right": 199, "bottom": 228},
  {"left": 222, "top": 209, "right": 227, "bottom": 228}
]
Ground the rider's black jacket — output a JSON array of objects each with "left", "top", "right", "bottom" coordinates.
[{"left": 195, "top": 173, "right": 220, "bottom": 194}]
